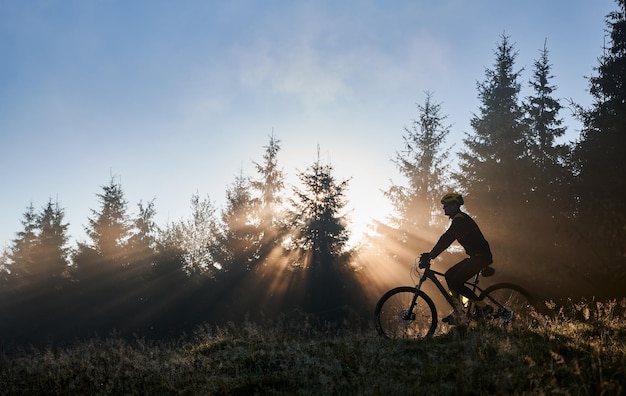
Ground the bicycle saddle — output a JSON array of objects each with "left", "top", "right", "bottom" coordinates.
[{"left": 481, "top": 266, "right": 495, "bottom": 277}]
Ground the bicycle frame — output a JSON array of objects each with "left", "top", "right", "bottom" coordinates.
[
  {"left": 375, "top": 260, "right": 534, "bottom": 338},
  {"left": 413, "top": 264, "right": 486, "bottom": 312}
]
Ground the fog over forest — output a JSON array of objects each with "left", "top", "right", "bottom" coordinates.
[{"left": 1, "top": 3, "right": 625, "bottom": 345}]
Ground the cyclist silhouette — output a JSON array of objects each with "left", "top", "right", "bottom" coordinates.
[{"left": 420, "top": 193, "right": 493, "bottom": 324}]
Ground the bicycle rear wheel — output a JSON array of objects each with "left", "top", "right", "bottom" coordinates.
[
  {"left": 479, "top": 283, "right": 535, "bottom": 328},
  {"left": 374, "top": 287, "right": 437, "bottom": 339}
]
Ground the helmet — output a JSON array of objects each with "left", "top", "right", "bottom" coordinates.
[{"left": 441, "top": 193, "right": 464, "bottom": 206}]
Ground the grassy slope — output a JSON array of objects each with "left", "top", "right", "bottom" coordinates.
[{"left": 1, "top": 302, "right": 625, "bottom": 395}]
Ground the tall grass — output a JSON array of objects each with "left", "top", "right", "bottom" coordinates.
[{"left": 1, "top": 301, "right": 625, "bottom": 395}]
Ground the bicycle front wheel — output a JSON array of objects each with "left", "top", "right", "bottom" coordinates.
[
  {"left": 374, "top": 287, "right": 437, "bottom": 339},
  {"left": 479, "top": 283, "right": 535, "bottom": 328}
]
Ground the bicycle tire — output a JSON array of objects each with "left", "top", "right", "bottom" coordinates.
[
  {"left": 374, "top": 286, "right": 437, "bottom": 339},
  {"left": 479, "top": 283, "right": 535, "bottom": 327}
]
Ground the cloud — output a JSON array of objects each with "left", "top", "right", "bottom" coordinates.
[
  {"left": 233, "top": 38, "right": 349, "bottom": 107},
  {"left": 230, "top": 31, "right": 452, "bottom": 110}
]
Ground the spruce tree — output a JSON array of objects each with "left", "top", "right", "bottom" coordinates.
[
  {"left": 8, "top": 200, "right": 70, "bottom": 283},
  {"left": 8, "top": 203, "right": 39, "bottom": 280},
  {"left": 574, "top": 0, "right": 626, "bottom": 269},
  {"left": 128, "top": 199, "right": 159, "bottom": 254},
  {"left": 455, "top": 34, "right": 529, "bottom": 232},
  {"left": 160, "top": 193, "right": 221, "bottom": 275},
  {"left": 0, "top": 248, "right": 9, "bottom": 283},
  {"left": 385, "top": 92, "right": 452, "bottom": 246},
  {"left": 289, "top": 147, "right": 351, "bottom": 266},
  {"left": 34, "top": 199, "right": 71, "bottom": 281},
  {"left": 288, "top": 147, "right": 360, "bottom": 321},
  {"left": 524, "top": 40, "right": 569, "bottom": 211},
  {"left": 250, "top": 134, "right": 287, "bottom": 261},
  {"left": 83, "top": 177, "right": 131, "bottom": 260},
  {"left": 219, "top": 171, "right": 258, "bottom": 267}
]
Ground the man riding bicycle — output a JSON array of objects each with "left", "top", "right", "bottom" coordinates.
[{"left": 420, "top": 193, "right": 493, "bottom": 324}]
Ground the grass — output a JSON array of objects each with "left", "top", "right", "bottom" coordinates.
[{"left": 1, "top": 301, "right": 625, "bottom": 395}]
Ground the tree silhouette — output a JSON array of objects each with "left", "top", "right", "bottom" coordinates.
[
  {"left": 128, "top": 199, "right": 159, "bottom": 255},
  {"left": 218, "top": 171, "right": 258, "bottom": 268},
  {"left": 7, "top": 203, "right": 39, "bottom": 281},
  {"left": 33, "top": 199, "right": 71, "bottom": 283},
  {"left": 160, "top": 193, "right": 221, "bottom": 276},
  {"left": 384, "top": 92, "right": 452, "bottom": 249},
  {"left": 4, "top": 199, "right": 70, "bottom": 287},
  {"left": 524, "top": 40, "right": 569, "bottom": 210},
  {"left": 455, "top": 34, "right": 530, "bottom": 233},
  {"left": 82, "top": 177, "right": 132, "bottom": 261},
  {"left": 287, "top": 147, "right": 365, "bottom": 321},
  {"left": 289, "top": 147, "right": 351, "bottom": 265},
  {"left": 250, "top": 134, "right": 288, "bottom": 263},
  {"left": 574, "top": 0, "right": 626, "bottom": 272}
]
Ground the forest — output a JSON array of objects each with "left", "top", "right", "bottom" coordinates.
[{"left": 1, "top": 2, "right": 625, "bottom": 346}]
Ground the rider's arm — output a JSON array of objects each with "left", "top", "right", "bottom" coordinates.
[
  {"left": 428, "top": 219, "right": 461, "bottom": 259},
  {"left": 428, "top": 231, "right": 454, "bottom": 259}
]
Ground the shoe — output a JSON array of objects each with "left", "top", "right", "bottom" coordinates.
[{"left": 473, "top": 304, "right": 494, "bottom": 319}]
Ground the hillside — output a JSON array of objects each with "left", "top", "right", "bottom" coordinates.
[{"left": 1, "top": 300, "right": 625, "bottom": 395}]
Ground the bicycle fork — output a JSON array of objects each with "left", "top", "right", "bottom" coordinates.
[{"left": 403, "top": 271, "right": 430, "bottom": 321}]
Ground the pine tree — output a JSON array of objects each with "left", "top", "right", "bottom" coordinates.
[
  {"left": 160, "top": 193, "right": 221, "bottom": 275},
  {"left": 289, "top": 147, "right": 351, "bottom": 266},
  {"left": 524, "top": 40, "right": 569, "bottom": 210},
  {"left": 8, "top": 203, "right": 39, "bottom": 280},
  {"left": 455, "top": 34, "right": 529, "bottom": 231},
  {"left": 287, "top": 147, "right": 364, "bottom": 322},
  {"left": 33, "top": 199, "right": 71, "bottom": 281},
  {"left": 8, "top": 200, "right": 71, "bottom": 283},
  {"left": 121, "top": 199, "right": 160, "bottom": 288},
  {"left": 574, "top": 0, "right": 626, "bottom": 267},
  {"left": 0, "top": 247, "right": 10, "bottom": 283},
  {"left": 129, "top": 200, "right": 158, "bottom": 251},
  {"left": 219, "top": 171, "right": 258, "bottom": 267},
  {"left": 385, "top": 92, "right": 452, "bottom": 245},
  {"left": 84, "top": 177, "right": 131, "bottom": 260},
  {"left": 250, "top": 134, "right": 287, "bottom": 261}
]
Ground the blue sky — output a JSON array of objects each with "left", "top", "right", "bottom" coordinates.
[{"left": 0, "top": 0, "right": 617, "bottom": 249}]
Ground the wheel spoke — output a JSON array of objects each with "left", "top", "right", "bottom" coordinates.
[
  {"left": 375, "top": 287, "right": 437, "bottom": 339},
  {"left": 481, "top": 284, "right": 535, "bottom": 328}
]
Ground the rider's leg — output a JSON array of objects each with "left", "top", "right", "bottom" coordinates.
[
  {"left": 442, "top": 269, "right": 469, "bottom": 324},
  {"left": 447, "top": 289, "right": 464, "bottom": 311},
  {"left": 442, "top": 257, "right": 493, "bottom": 324},
  {"left": 445, "top": 257, "right": 491, "bottom": 304}
]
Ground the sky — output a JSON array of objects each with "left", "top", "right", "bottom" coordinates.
[{"left": 0, "top": 0, "right": 618, "bottom": 250}]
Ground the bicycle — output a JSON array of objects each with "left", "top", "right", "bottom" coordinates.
[{"left": 374, "top": 257, "right": 535, "bottom": 339}]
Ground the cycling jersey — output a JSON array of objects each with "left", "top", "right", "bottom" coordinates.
[{"left": 430, "top": 211, "right": 492, "bottom": 260}]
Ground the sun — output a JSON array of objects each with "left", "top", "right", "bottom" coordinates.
[{"left": 345, "top": 184, "right": 393, "bottom": 248}]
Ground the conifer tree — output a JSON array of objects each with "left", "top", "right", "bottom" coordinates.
[
  {"left": 33, "top": 199, "right": 71, "bottom": 281},
  {"left": 128, "top": 199, "right": 159, "bottom": 254},
  {"left": 0, "top": 248, "right": 9, "bottom": 283},
  {"left": 83, "top": 177, "right": 131, "bottom": 260},
  {"left": 8, "top": 203, "right": 39, "bottom": 279},
  {"left": 9, "top": 200, "right": 70, "bottom": 282},
  {"left": 455, "top": 34, "right": 529, "bottom": 231},
  {"left": 160, "top": 193, "right": 221, "bottom": 275},
  {"left": 287, "top": 147, "right": 362, "bottom": 322},
  {"left": 121, "top": 199, "right": 160, "bottom": 288},
  {"left": 289, "top": 147, "right": 351, "bottom": 266},
  {"left": 250, "top": 134, "right": 287, "bottom": 261},
  {"left": 574, "top": 0, "right": 626, "bottom": 268},
  {"left": 524, "top": 40, "right": 569, "bottom": 211},
  {"left": 385, "top": 92, "right": 452, "bottom": 245},
  {"left": 218, "top": 171, "right": 258, "bottom": 267}
]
